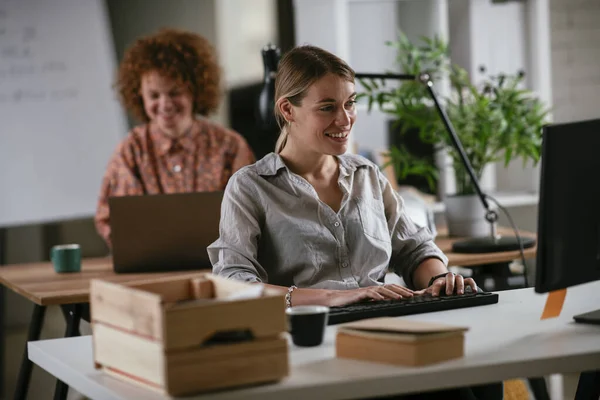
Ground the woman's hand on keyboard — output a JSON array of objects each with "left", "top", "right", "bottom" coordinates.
[
  {"left": 327, "top": 284, "right": 416, "bottom": 307},
  {"left": 416, "top": 272, "right": 477, "bottom": 297}
]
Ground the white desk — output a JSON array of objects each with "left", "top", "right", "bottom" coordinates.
[{"left": 29, "top": 283, "right": 600, "bottom": 400}]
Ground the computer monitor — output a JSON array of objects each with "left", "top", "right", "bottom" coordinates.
[{"left": 535, "top": 118, "right": 600, "bottom": 323}]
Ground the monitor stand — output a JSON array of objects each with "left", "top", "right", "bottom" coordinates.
[{"left": 573, "top": 309, "right": 600, "bottom": 324}]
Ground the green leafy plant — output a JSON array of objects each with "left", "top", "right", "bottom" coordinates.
[
  {"left": 386, "top": 144, "right": 438, "bottom": 193},
  {"left": 360, "top": 33, "right": 550, "bottom": 195}
]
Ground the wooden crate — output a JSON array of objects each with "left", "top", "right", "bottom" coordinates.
[{"left": 90, "top": 273, "right": 289, "bottom": 396}]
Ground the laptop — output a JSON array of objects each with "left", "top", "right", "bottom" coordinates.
[{"left": 108, "top": 191, "right": 223, "bottom": 273}]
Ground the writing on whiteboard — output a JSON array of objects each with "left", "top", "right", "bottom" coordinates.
[{"left": 0, "top": 2, "right": 79, "bottom": 104}]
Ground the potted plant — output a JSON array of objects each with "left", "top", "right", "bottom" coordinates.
[{"left": 359, "top": 33, "right": 549, "bottom": 236}]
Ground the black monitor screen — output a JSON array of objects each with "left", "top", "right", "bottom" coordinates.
[{"left": 535, "top": 118, "right": 600, "bottom": 293}]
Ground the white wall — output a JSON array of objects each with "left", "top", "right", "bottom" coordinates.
[
  {"left": 449, "top": 0, "right": 471, "bottom": 75},
  {"left": 398, "top": 0, "right": 449, "bottom": 51},
  {"left": 449, "top": 0, "right": 527, "bottom": 82},
  {"left": 348, "top": 0, "right": 402, "bottom": 153},
  {"left": 550, "top": 0, "right": 600, "bottom": 123},
  {"left": 107, "top": 0, "right": 218, "bottom": 56},
  {"left": 216, "top": 0, "right": 277, "bottom": 89},
  {"left": 469, "top": 0, "right": 528, "bottom": 83},
  {"left": 348, "top": 0, "right": 399, "bottom": 73}
]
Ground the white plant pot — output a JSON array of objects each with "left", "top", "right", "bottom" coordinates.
[
  {"left": 444, "top": 194, "right": 492, "bottom": 237},
  {"left": 434, "top": 149, "right": 497, "bottom": 201}
]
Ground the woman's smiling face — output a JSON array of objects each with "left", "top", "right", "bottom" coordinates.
[
  {"left": 287, "top": 73, "right": 357, "bottom": 156},
  {"left": 140, "top": 71, "right": 194, "bottom": 137}
]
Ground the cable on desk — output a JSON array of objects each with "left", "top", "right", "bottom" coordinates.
[{"left": 484, "top": 194, "right": 530, "bottom": 288}]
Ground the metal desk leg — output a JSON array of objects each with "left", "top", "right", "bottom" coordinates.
[
  {"left": 0, "top": 286, "right": 5, "bottom": 397},
  {"left": 1, "top": 227, "right": 7, "bottom": 396},
  {"left": 59, "top": 305, "right": 81, "bottom": 337},
  {"left": 527, "top": 377, "right": 550, "bottom": 400},
  {"left": 14, "top": 304, "right": 46, "bottom": 400},
  {"left": 53, "top": 304, "right": 83, "bottom": 400},
  {"left": 575, "top": 371, "right": 600, "bottom": 400}
]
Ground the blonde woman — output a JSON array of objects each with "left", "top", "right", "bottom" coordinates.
[
  {"left": 209, "top": 44, "right": 503, "bottom": 400},
  {"left": 208, "top": 44, "right": 480, "bottom": 307}
]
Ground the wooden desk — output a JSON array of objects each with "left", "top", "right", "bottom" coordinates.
[
  {"left": 28, "top": 283, "right": 600, "bottom": 400},
  {"left": 0, "top": 257, "right": 207, "bottom": 400},
  {"left": 435, "top": 227, "right": 537, "bottom": 267},
  {"left": 0, "top": 227, "right": 537, "bottom": 305},
  {"left": 0, "top": 231, "right": 537, "bottom": 306},
  {"left": 1, "top": 231, "right": 535, "bottom": 400},
  {"left": 0, "top": 257, "right": 206, "bottom": 306}
]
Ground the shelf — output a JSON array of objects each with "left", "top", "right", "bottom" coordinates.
[
  {"left": 431, "top": 192, "right": 539, "bottom": 214},
  {"left": 347, "top": 0, "right": 424, "bottom": 4}
]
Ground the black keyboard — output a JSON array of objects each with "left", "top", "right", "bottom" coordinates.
[{"left": 327, "top": 291, "right": 499, "bottom": 325}]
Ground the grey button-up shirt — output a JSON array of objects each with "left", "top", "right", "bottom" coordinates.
[{"left": 208, "top": 153, "right": 447, "bottom": 290}]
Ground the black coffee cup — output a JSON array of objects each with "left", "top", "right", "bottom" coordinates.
[{"left": 286, "top": 305, "right": 329, "bottom": 347}]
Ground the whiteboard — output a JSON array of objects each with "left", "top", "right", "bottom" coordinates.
[{"left": 0, "top": 0, "right": 127, "bottom": 227}]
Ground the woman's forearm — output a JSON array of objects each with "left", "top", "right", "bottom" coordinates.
[
  {"left": 263, "top": 283, "right": 334, "bottom": 307},
  {"left": 261, "top": 282, "right": 420, "bottom": 307},
  {"left": 412, "top": 258, "right": 448, "bottom": 290}
]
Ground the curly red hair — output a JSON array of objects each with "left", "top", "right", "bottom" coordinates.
[{"left": 116, "top": 28, "right": 221, "bottom": 122}]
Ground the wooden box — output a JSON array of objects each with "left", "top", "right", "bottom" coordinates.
[{"left": 90, "top": 273, "right": 289, "bottom": 396}]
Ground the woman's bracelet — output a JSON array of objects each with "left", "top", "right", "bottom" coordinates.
[{"left": 285, "top": 285, "right": 297, "bottom": 308}]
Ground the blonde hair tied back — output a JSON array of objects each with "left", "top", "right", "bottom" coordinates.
[{"left": 274, "top": 125, "right": 288, "bottom": 154}]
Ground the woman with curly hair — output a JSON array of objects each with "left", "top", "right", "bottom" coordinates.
[{"left": 95, "top": 29, "right": 255, "bottom": 247}]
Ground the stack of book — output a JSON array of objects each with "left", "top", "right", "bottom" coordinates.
[{"left": 336, "top": 317, "right": 468, "bottom": 366}]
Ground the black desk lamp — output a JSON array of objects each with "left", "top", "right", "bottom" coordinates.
[
  {"left": 355, "top": 72, "right": 536, "bottom": 254},
  {"left": 257, "top": 43, "right": 281, "bottom": 130}
]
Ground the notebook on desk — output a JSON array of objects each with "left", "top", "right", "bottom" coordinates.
[{"left": 108, "top": 191, "right": 223, "bottom": 273}]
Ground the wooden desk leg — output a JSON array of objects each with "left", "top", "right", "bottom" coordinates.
[
  {"left": 14, "top": 304, "right": 47, "bottom": 400},
  {"left": 575, "top": 371, "right": 600, "bottom": 400},
  {"left": 53, "top": 304, "right": 83, "bottom": 400}
]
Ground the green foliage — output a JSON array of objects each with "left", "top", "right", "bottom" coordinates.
[
  {"left": 361, "top": 33, "right": 549, "bottom": 195},
  {"left": 385, "top": 145, "right": 438, "bottom": 193}
]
